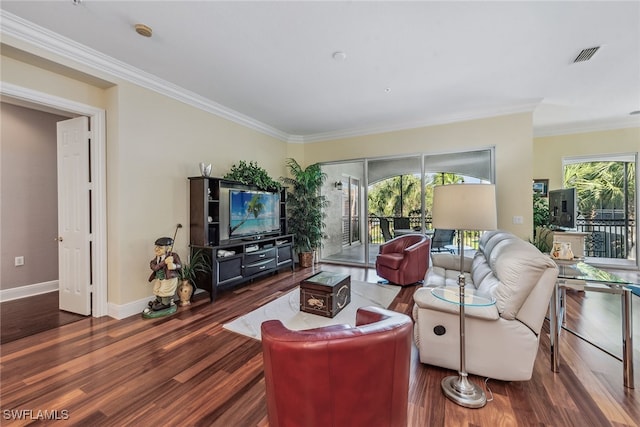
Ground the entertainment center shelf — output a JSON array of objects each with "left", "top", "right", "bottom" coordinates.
[{"left": 189, "top": 177, "right": 293, "bottom": 302}]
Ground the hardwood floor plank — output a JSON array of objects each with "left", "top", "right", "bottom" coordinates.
[{"left": 1, "top": 264, "right": 638, "bottom": 426}]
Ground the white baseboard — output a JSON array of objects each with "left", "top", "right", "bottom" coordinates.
[
  {"left": 0, "top": 281, "right": 59, "bottom": 302},
  {"left": 107, "top": 296, "right": 154, "bottom": 320}
]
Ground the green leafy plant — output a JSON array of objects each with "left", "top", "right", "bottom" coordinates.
[
  {"left": 178, "top": 249, "right": 211, "bottom": 287},
  {"left": 223, "top": 160, "right": 282, "bottom": 191},
  {"left": 531, "top": 192, "right": 551, "bottom": 252},
  {"left": 281, "top": 158, "right": 329, "bottom": 254}
]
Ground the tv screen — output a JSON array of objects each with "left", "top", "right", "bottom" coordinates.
[
  {"left": 549, "top": 188, "right": 577, "bottom": 230},
  {"left": 229, "top": 190, "right": 280, "bottom": 239}
]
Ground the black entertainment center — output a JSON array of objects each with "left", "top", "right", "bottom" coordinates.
[{"left": 189, "top": 177, "right": 294, "bottom": 302}]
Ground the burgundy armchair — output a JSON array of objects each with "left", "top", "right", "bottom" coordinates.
[
  {"left": 261, "top": 306, "right": 412, "bottom": 427},
  {"left": 376, "top": 234, "right": 431, "bottom": 286}
]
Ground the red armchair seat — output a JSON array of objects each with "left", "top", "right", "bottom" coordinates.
[
  {"left": 376, "top": 234, "right": 431, "bottom": 286},
  {"left": 261, "top": 306, "right": 412, "bottom": 427}
]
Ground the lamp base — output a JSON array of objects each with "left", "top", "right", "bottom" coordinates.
[{"left": 441, "top": 374, "right": 487, "bottom": 408}]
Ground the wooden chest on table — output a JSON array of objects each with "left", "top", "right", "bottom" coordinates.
[{"left": 300, "top": 271, "right": 351, "bottom": 318}]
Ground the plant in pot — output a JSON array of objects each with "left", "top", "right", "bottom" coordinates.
[
  {"left": 223, "top": 160, "right": 282, "bottom": 191},
  {"left": 531, "top": 191, "right": 552, "bottom": 253},
  {"left": 177, "top": 249, "right": 211, "bottom": 306},
  {"left": 281, "top": 158, "right": 329, "bottom": 268}
]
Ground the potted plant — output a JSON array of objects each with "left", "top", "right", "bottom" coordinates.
[
  {"left": 281, "top": 158, "right": 329, "bottom": 268},
  {"left": 223, "top": 160, "right": 282, "bottom": 191},
  {"left": 531, "top": 192, "right": 552, "bottom": 253},
  {"left": 177, "top": 249, "right": 211, "bottom": 306}
]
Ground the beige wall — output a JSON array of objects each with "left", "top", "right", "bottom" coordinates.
[
  {"left": 106, "top": 82, "right": 287, "bottom": 305},
  {"left": 0, "top": 103, "right": 67, "bottom": 290},
  {"left": 304, "top": 113, "right": 536, "bottom": 238},
  {"left": 533, "top": 127, "right": 640, "bottom": 192},
  {"left": 2, "top": 54, "right": 288, "bottom": 307},
  {"left": 2, "top": 46, "right": 637, "bottom": 310}
]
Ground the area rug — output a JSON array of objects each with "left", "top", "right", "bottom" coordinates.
[{"left": 223, "top": 280, "right": 401, "bottom": 340}]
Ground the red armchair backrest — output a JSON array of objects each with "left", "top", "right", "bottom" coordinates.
[{"left": 261, "top": 306, "right": 412, "bottom": 427}]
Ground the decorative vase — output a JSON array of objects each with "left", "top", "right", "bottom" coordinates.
[
  {"left": 199, "top": 162, "right": 212, "bottom": 177},
  {"left": 177, "top": 280, "right": 194, "bottom": 306},
  {"left": 299, "top": 252, "right": 313, "bottom": 268}
]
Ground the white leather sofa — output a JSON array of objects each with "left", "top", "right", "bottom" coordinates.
[{"left": 412, "top": 230, "right": 558, "bottom": 381}]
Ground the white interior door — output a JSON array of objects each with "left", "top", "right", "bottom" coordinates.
[{"left": 57, "top": 117, "right": 91, "bottom": 315}]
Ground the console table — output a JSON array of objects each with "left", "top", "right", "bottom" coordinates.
[{"left": 549, "top": 261, "right": 635, "bottom": 388}]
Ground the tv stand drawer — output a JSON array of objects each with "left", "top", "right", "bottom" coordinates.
[
  {"left": 244, "top": 258, "right": 276, "bottom": 276},
  {"left": 245, "top": 247, "right": 276, "bottom": 264}
]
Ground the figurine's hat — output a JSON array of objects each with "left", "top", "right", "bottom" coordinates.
[{"left": 154, "top": 237, "right": 173, "bottom": 246}]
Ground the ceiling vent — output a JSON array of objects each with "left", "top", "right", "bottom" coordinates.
[{"left": 573, "top": 46, "right": 600, "bottom": 63}]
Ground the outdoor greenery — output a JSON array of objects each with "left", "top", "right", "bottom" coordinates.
[
  {"left": 367, "top": 172, "right": 463, "bottom": 217},
  {"left": 564, "top": 161, "right": 635, "bottom": 219},
  {"left": 281, "top": 158, "right": 329, "bottom": 253},
  {"left": 223, "top": 160, "right": 282, "bottom": 191}
]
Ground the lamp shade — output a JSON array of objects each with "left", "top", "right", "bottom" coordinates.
[{"left": 432, "top": 184, "right": 497, "bottom": 231}]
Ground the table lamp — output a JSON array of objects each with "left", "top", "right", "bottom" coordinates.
[{"left": 431, "top": 183, "right": 497, "bottom": 408}]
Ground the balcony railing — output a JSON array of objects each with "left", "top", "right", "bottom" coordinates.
[
  {"left": 577, "top": 217, "right": 636, "bottom": 259},
  {"left": 362, "top": 216, "right": 636, "bottom": 259}
]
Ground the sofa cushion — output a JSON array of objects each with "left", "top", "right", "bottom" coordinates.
[{"left": 490, "top": 238, "right": 555, "bottom": 319}]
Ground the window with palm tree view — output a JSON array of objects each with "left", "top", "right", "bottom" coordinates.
[{"left": 564, "top": 158, "right": 636, "bottom": 260}]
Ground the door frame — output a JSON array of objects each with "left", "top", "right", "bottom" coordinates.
[{"left": 2, "top": 82, "right": 108, "bottom": 317}]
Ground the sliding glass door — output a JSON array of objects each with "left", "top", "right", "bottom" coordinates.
[
  {"left": 320, "top": 161, "right": 366, "bottom": 265},
  {"left": 319, "top": 148, "right": 495, "bottom": 267}
]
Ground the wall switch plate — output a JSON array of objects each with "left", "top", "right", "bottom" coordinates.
[
  {"left": 15, "top": 256, "right": 24, "bottom": 266},
  {"left": 512, "top": 216, "right": 524, "bottom": 225}
]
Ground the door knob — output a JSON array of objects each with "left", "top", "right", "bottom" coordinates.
[{"left": 55, "top": 236, "right": 63, "bottom": 242}]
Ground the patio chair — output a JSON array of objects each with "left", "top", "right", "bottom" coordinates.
[
  {"left": 378, "top": 217, "right": 393, "bottom": 242},
  {"left": 430, "top": 229, "right": 456, "bottom": 252}
]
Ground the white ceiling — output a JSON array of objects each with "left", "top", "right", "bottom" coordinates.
[{"left": 2, "top": 1, "right": 639, "bottom": 142}]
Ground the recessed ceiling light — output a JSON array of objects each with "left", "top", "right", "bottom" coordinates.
[
  {"left": 384, "top": 88, "right": 391, "bottom": 93},
  {"left": 332, "top": 51, "right": 347, "bottom": 61},
  {"left": 135, "top": 24, "right": 153, "bottom": 38}
]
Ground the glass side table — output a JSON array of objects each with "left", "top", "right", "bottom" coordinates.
[
  {"left": 551, "top": 260, "right": 635, "bottom": 389},
  {"left": 432, "top": 286, "right": 496, "bottom": 408}
]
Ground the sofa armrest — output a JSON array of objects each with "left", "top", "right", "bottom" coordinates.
[{"left": 413, "top": 287, "right": 499, "bottom": 321}]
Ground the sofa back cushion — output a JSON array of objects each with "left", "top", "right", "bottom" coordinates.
[{"left": 487, "top": 238, "right": 556, "bottom": 320}]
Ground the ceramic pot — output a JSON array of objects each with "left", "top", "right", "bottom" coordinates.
[{"left": 177, "top": 280, "right": 194, "bottom": 306}]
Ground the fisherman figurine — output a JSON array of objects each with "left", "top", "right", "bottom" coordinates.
[{"left": 143, "top": 236, "right": 182, "bottom": 318}]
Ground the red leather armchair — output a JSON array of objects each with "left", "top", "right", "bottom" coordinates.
[
  {"left": 376, "top": 234, "right": 431, "bottom": 286},
  {"left": 261, "top": 306, "right": 412, "bottom": 427}
]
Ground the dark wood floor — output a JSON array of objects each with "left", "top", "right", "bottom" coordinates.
[
  {"left": 0, "top": 292, "right": 86, "bottom": 344},
  {"left": 0, "top": 264, "right": 638, "bottom": 426}
]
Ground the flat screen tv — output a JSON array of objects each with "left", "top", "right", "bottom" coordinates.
[
  {"left": 229, "top": 190, "right": 280, "bottom": 239},
  {"left": 548, "top": 188, "right": 577, "bottom": 230}
]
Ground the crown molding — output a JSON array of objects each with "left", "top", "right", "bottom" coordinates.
[
  {"left": 299, "top": 101, "right": 541, "bottom": 143},
  {"left": 533, "top": 116, "right": 640, "bottom": 138},
  {"left": 0, "top": 11, "right": 290, "bottom": 142}
]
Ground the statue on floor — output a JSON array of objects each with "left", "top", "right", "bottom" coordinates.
[{"left": 143, "top": 235, "right": 182, "bottom": 318}]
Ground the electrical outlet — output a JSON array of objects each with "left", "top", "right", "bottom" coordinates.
[
  {"left": 512, "top": 216, "right": 524, "bottom": 225},
  {"left": 15, "top": 256, "right": 24, "bottom": 266}
]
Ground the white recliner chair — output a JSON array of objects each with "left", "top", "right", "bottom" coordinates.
[{"left": 412, "top": 230, "right": 558, "bottom": 381}]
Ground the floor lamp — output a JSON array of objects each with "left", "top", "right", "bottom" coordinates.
[{"left": 431, "top": 183, "right": 497, "bottom": 408}]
